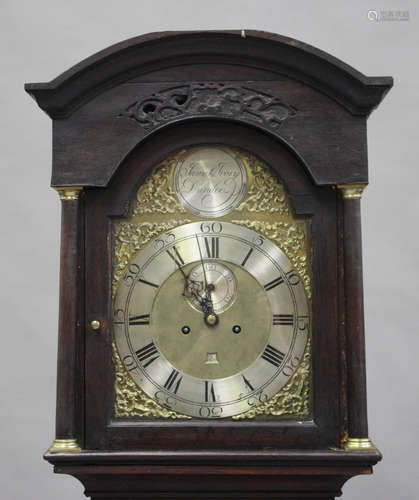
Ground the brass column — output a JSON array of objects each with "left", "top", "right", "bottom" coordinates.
[
  {"left": 338, "top": 184, "right": 375, "bottom": 451},
  {"left": 48, "top": 187, "right": 83, "bottom": 453}
]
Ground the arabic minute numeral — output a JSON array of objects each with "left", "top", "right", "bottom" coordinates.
[
  {"left": 122, "top": 354, "right": 137, "bottom": 372},
  {"left": 123, "top": 263, "right": 140, "bottom": 286},
  {"left": 199, "top": 406, "right": 223, "bottom": 418},
  {"left": 200, "top": 222, "right": 223, "bottom": 233},
  {"left": 247, "top": 391, "right": 269, "bottom": 407},
  {"left": 286, "top": 270, "right": 301, "bottom": 285},
  {"left": 252, "top": 234, "right": 265, "bottom": 246},
  {"left": 113, "top": 308, "right": 125, "bottom": 324},
  {"left": 154, "top": 232, "right": 176, "bottom": 250},
  {"left": 298, "top": 315, "right": 309, "bottom": 331},
  {"left": 282, "top": 356, "right": 301, "bottom": 376}
]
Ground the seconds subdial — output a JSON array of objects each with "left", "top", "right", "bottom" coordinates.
[{"left": 186, "top": 262, "right": 237, "bottom": 314}]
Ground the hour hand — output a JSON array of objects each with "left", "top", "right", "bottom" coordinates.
[{"left": 183, "top": 278, "right": 204, "bottom": 304}]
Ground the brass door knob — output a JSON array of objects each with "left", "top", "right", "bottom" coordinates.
[{"left": 90, "top": 320, "right": 101, "bottom": 331}]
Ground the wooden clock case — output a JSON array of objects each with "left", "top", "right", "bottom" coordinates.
[{"left": 25, "top": 31, "right": 392, "bottom": 499}]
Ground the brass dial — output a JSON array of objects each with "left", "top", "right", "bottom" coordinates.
[{"left": 113, "top": 221, "right": 309, "bottom": 419}]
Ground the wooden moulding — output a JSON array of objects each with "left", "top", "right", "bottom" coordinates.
[
  {"left": 45, "top": 449, "right": 382, "bottom": 499},
  {"left": 25, "top": 31, "right": 392, "bottom": 119},
  {"left": 24, "top": 31, "right": 393, "bottom": 188}
]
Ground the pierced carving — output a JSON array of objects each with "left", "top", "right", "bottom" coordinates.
[{"left": 120, "top": 83, "right": 297, "bottom": 132}]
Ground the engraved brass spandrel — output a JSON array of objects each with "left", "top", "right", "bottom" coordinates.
[
  {"left": 113, "top": 342, "right": 190, "bottom": 419},
  {"left": 112, "top": 147, "right": 312, "bottom": 420},
  {"left": 112, "top": 219, "right": 191, "bottom": 298},
  {"left": 235, "top": 155, "right": 290, "bottom": 215},
  {"left": 133, "top": 155, "right": 186, "bottom": 215}
]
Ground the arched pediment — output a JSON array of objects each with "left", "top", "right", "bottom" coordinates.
[{"left": 25, "top": 30, "right": 392, "bottom": 118}]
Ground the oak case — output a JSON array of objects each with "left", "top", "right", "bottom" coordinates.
[{"left": 25, "top": 31, "right": 392, "bottom": 499}]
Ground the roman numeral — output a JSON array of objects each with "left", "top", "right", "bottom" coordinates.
[
  {"left": 164, "top": 369, "right": 182, "bottom": 394},
  {"left": 204, "top": 237, "right": 219, "bottom": 258},
  {"left": 273, "top": 314, "right": 294, "bottom": 326},
  {"left": 138, "top": 278, "right": 159, "bottom": 288},
  {"left": 264, "top": 276, "right": 284, "bottom": 291},
  {"left": 205, "top": 381, "right": 216, "bottom": 402},
  {"left": 166, "top": 246, "right": 184, "bottom": 268},
  {"left": 129, "top": 314, "right": 150, "bottom": 325},
  {"left": 262, "top": 344, "right": 285, "bottom": 367},
  {"left": 135, "top": 342, "right": 159, "bottom": 367},
  {"left": 242, "top": 375, "right": 254, "bottom": 391},
  {"left": 241, "top": 247, "right": 253, "bottom": 267}
]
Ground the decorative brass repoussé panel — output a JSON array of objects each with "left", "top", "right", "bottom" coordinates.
[{"left": 113, "top": 149, "right": 312, "bottom": 419}]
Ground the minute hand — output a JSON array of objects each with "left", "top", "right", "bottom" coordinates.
[
  {"left": 195, "top": 235, "right": 218, "bottom": 325},
  {"left": 195, "top": 235, "right": 210, "bottom": 298}
]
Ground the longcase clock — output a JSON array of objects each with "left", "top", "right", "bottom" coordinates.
[{"left": 25, "top": 31, "right": 392, "bottom": 499}]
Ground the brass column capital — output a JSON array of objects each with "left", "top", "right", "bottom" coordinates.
[
  {"left": 55, "top": 186, "right": 83, "bottom": 201},
  {"left": 337, "top": 183, "right": 367, "bottom": 199}
]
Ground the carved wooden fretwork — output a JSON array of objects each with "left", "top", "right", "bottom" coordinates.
[{"left": 119, "top": 83, "right": 297, "bottom": 132}]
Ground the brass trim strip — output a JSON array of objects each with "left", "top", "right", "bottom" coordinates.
[
  {"left": 55, "top": 186, "right": 83, "bottom": 201},
  {"left": 337, "top": 183, "right": 367, "bottom": 199}
]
